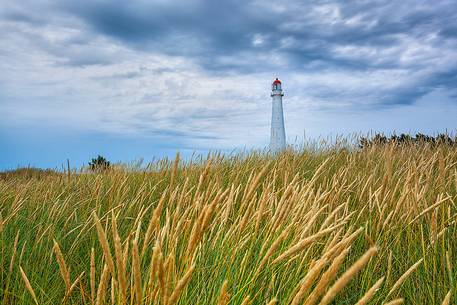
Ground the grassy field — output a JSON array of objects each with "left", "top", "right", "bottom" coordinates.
[{"left": 1, "top": 143, "right": 456, "bottom": 304}]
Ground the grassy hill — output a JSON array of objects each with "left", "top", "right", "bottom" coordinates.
[{"left": 0, "top": 144, "right": 456, "bottom": 304}]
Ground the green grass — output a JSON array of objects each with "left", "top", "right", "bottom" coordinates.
[{"left": 0, "top": 144, "right": 456, "bottom": 304}]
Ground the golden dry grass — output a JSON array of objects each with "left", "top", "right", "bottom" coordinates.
[{"left": 0, "top": 143, "right": 456, "bottom": 304}]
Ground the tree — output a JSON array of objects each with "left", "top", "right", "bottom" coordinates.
[{"left": 89, "top": 155, "right": 111, "bottom": 172}]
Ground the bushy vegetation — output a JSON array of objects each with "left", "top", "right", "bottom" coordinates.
[
  {"left": 1, "top": 144, "right": 456, "bottom": 304},
  {"left": 89, "top": 155, "right": 111, "bottom": 172},
  {"left": 359, "top": 133, "right": 457, "bottom": 148},
  {"left": 0, "top": 167, "right": 59, "bottom": 180}
]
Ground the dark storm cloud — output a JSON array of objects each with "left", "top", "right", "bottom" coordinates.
[
  {"left": 56, "top": 0, "right": 274, "bottom": 57},
  {"left": 54, "top": 1, "right": 457, "bottom": 81},
  {"left": 1, "top": 0, "right": 456, "bottom": 111}
]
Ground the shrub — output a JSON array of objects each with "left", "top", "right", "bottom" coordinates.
[
  {"left": 0, "top": 167, "right": 58, "bottom": 180},
  {"left": 88, "top": 155, "right": 111, "bottom": 172},
  {"left": 359, "top": 133, "right": 457, "bottom": 148}
]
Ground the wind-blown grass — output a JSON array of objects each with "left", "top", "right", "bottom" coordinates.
[{"left": 0, "top": 143, "right": 456, "bottom": 304}]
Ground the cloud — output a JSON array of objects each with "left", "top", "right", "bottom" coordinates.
[{"left": 0, "top": 0, "right": 456, "bottom": 152}]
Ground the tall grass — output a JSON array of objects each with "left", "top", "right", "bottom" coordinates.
[{"left": 1, "top": 143, "right": 456, "bottom": 304}]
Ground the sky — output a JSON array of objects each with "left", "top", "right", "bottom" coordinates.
[{"left": 1, "top": 0, "right": 457, "bottom": 169}]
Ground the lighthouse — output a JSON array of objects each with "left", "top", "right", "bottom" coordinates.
[{"left": 270, "top": 78, "right": 286, "bottom": 151}]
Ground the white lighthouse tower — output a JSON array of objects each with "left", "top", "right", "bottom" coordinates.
[{"left": 270, "top": 78, "right": 286, "bottom": 151}]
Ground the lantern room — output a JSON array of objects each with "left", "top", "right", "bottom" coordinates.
[{"left": 272, "top": 78, "right": 282, "bottom": 91}]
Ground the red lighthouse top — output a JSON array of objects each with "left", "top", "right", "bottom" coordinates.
[{"left": 272, "top": 78, "right": 283, "bottom": 93}]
